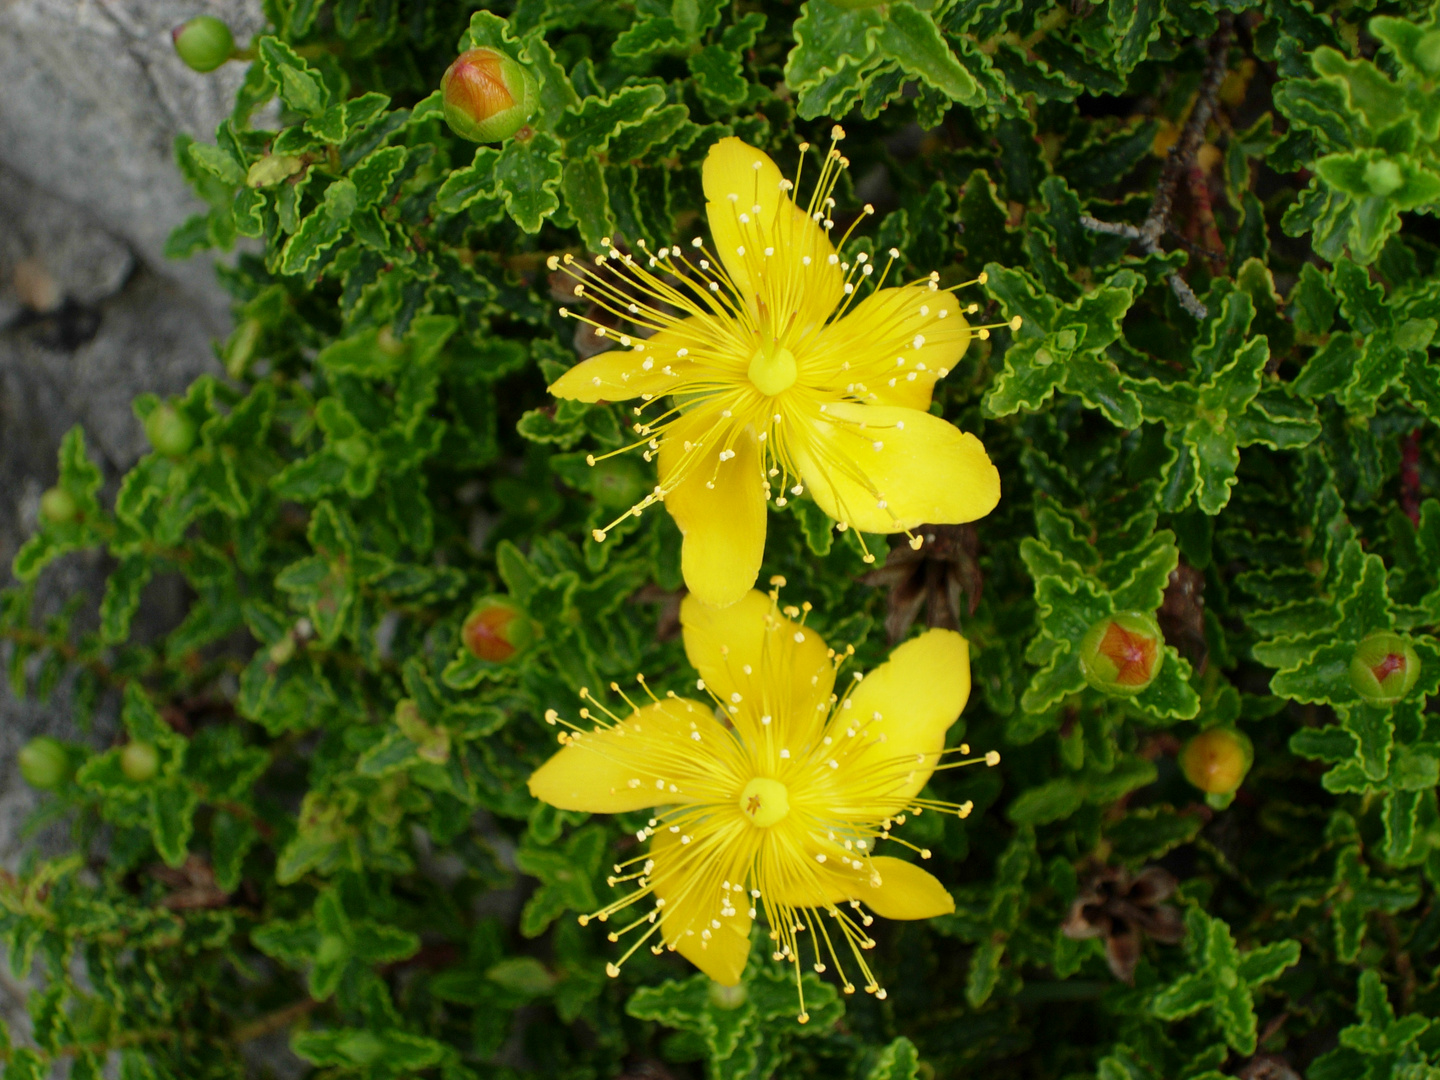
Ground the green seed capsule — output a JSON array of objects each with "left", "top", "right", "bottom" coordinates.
[
  {"left": 121, "top": 741, "right": 161, "bottom": 783},
  {"left": 171, "top": 16, "right": 236, "bottom": 74},
  {"left": 441, "top": 48, "right": 540, "bottom": 143},
  {"left": 39, "top": 487, "right": 79, "bottom": 525},
  {"left": 19, "top": 737, "right": 74, "bottom": 790},
  {"left": 145, "top": 404, "right": 198, "bottom": 457},
  {"left": 1349, "top": 631, "right": 1421, "bottom": 706},
  {"left": 1180, "top": 727, "right": 1253, "bottom": 795},
  {"left": 1078, "top": 611, "right": 1164, "bottom": 696}
]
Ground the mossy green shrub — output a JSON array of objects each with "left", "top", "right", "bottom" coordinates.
[{"left": 6, "top": 0, "right": 1440, "bottom": 1077}]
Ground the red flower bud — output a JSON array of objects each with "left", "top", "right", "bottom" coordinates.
[
  {"left": 441, "top": 48, "right": 540, "bottom": 143},
  {"left": 1180, "top": 726, "right": 1253, "bottom": 796},
  {"left": 462, "top": 597, "right": 537, "bottom": 663},
  {"left": 19, "top": 737, "right": 75, "bottom": 790},
  {"left": 171, "top": 16, "right": 236, "bottom": 73},
  {"left": 1349, "top": 631, "right": 1421, "bottom": 706},
  {"left": 1078, "top": 612, "right": 1164, "bottom": 696}
]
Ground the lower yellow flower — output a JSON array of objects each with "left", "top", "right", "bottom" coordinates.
[
  {"left": 545, "top": 129, "right": 1016, "bottom": 608},
  {"left": 528, "top": 582, "right": 998, "bottom": 1020}
]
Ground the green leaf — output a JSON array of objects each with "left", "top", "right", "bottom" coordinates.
[
  {"left": 258, "top": 37, "right": 328, "bottom": 116},
  {"left": 495, "top": 133, "right": 563, "bottom": 234},
  {"left": 868, "top": 1037, "right": 922, "bottom": 1080},
  {"left": 874, "top": 3, "right": 982, "bottom": 107}
]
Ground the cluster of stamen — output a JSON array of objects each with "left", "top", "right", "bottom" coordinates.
[
  {"left": 543, "top": 577, "right": 1000, "bottom": 1020},
  {"left": 546, "top": 126, "right": 1022, "bottom": 564}
]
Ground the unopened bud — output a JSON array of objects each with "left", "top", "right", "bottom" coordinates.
[
  {"left": 1078, "top": 611, "right": 1163, "bottom": 696},
  {"left": 461, "top": 597, "right": 538, "bottom": 663},
  {"left": 19, "top": 737, "right": 75, "bottom": 790},
  {"left": 440, "top": 48, "right": 539, "bottom": 143},
  {"left": 145, "top": 404, "right": 197, "bottom": 458},
  {"left": 1180, "top": 726, "right": 1253, "bottom": 796},
  {"left": 120, "top": 741, "right": 160, "bottom": 783},
  {"left": 1350, "top": 631, "right": 1421, "bottom": 706},
  {"left": 171, "top": 16, "right": 236, "bottom": 73},
  {"left": 39, "top": 487, "right": 78, "bottom": 525}
]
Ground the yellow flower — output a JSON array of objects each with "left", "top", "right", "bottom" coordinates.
[
  {"left": 527, "top": 582, "right": 998, "bottom": 1020},
  {"left": 546, "top": 130, "right": 1014, "bottom": 608}
]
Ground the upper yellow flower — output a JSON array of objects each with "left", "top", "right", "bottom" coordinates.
[
  {"left": 546, "top": 130, "right": 1010, "bottom": 608},
  {"left": 528, "top": 584, "right": 997, "bottom": 1019}
]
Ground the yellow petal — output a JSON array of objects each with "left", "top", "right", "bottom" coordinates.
[
  {"left": 844, "top": 629, "right": 971, "bottom": 801},
  {"left": 843, "top": 857, "right": 954, "bottom": 920},
  {"left": 659, "top": 410, "right": 766, "bottom": 608},
  {"left": 702, "top": 137, "right": 842, "bottom": 327},
  {"left": 763, "top": 851, "right": 952, "bottom": 921},
  {"left": 794, "top": 401, "right": 999, "bottom": 534},
  {"left": 679, "top": 590, "right": 836, "bottom": 733},
  {"left": 807, "top": 286, "right": 972, "bottom": 410},
  {"left": 650, "top": 828, "right": 753, "bottom": 986},
  {"left": 549, "top": 324, "right": 703, "bottom": 403},
  {"left": 527, "top": 698, "right": 718, "bottom": 812}
]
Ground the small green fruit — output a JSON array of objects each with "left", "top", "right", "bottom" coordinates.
[
  {"left": 1350, "top": 631, "right": 1421, "bottom": 706},
  {"left": 1180, "top": 727, "right": 1253, "bottom": 795},
  {"left": 19, "top": 737, "right": 74, "bottom": 790},
  {"left": 1078, "top": 611, "right": 1164, "bottom": 696},
  {"left": 39, "top": 487, "right": 79, "bottom": 525},
  {"left": 145, "top": 405, "right": 197, "bottom": 457},
  {"left": 171, "top": 16, "right": 236, "bottom": 74},
  {"left": 708, "top": 980, "right": 748, "bottom": 1009},
  {"left": 441, "top": 48, "right": 540, "bottom": 143},
  {"left": 120, "top": 741, "right": 161, "bottom": 783},
  {"left": 461, "top": 597, "right": 537, "bottom": 663},
  {"left": 1363, "top": 158, "right": 1404, "bottom": 198}
]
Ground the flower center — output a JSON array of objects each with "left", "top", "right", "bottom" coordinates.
[
  {"left": 739, "top": 777, "right": 790, "bottom": 828},
  {"left": 747, "top": 346, "right": 798, "bottom": 397}
]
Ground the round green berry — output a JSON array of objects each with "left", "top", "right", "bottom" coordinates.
[
  {"left": 145, "top": 405, "right": 197, "bottom": 457},
  {"left": 19, "top": 737, "right": 74, "bottom": 790},
  {"left": 39, "top": 487, "right": 79, "bottom": 525},
  {"left": 171, "top": 16, "right": 236, "bottom": 74},
  {"left": 120, "top": 741, "right": 161, "bottom": 783}
]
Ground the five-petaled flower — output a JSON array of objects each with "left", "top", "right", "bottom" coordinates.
[
  {"left": 546, "top": 130, "right": 1011, "bottom": 608},
  {"left": 527, "top": 582, "right": 998, "bottom": 1019}
]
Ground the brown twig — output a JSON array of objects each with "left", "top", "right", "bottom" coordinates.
[{"left": 1080, "top": 13, "right": 1234, "bottom": 320}]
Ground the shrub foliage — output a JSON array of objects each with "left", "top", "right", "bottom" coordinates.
[{"left": 5, "top": 0, "right": 1440, "bottom": 1077}]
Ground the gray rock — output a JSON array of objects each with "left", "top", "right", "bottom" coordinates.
[{"left": 0, "top": 0, "right": 266, "bottom": 311}]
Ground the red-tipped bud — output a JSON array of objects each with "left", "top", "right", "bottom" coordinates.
[
  {"left": 171, "top": 16, "right": 236, "bottom": 73},
  {"left": 1180, "top": 726, "right": 1253, "bottom": 796},
  {"left": 145, "top": 404, "right": 197, "bottom": 457},
  {"left": 19, "top": 737, "right": 75, "bottom": 790},
  {"left": 1350, "top": 631, "right": 1421, "bottom": 706},
  {"left": 1078, "top": 611, "right": 1164, "bottom": 696},
  {"left": 39, "top": 487, "right": 79, "bottom": 525},
  {"left": 441, "top": 48, "right": 540, "bottom": 143},
  {"left": 462, "top": 597, "right": 537, "bottom": 663},
  {"left": 121, "top": 741, "right": 160, "bottom": 783}
]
